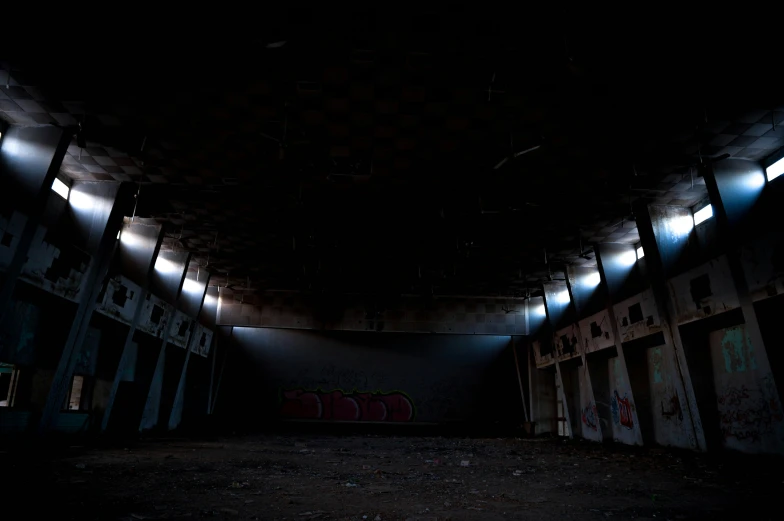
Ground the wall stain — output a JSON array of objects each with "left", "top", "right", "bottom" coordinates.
[
  {"left": 720, "top": 327, "right": 757, "bottom": 374},
  {"left": 651, "top": 347, "right": 663, "bottom": 384}
]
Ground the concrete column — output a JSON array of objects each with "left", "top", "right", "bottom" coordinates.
[
  {"left": 207, "top": 332, "right": 218, "bottom": 415},
  {"left": 703, "top": 160, "right": 784, "bottom": 451},
  {"left": 633, "top": 205, "right": 707, "bottom": 451},
  {"left": 0, "top": 126, "right": 71, "bottom": 321},
  {"left": 542, "top": 281, "right": 575, "bottom": 438},
  {"left": 595, "top": 243, "right": 646, "bottom": 446},
  {"left": 100, "top": 219, "right": 164, "bottom": 433},
  {"left": 210, "top": 326, "right": 234, "bottom": 414},
  {"left": 138, "top": 251, "right": 190, "bottom": 432},
  {"left": 38, "top": 182, "right": 132, "bottom": 432},
  {"left": 511, "top": 336, "right": 530, "bottom": 423},
  {"left": 565, "top": 266, "right": 604, "bottom": 442},
  {"left": 167, "top": 269, "right": 210, "bottom": 430},
  {"left": 201, "top": 285, "right": 220, "bottom": 415}
]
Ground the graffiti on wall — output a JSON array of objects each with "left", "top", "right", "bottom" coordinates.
[
  {"left": 717, "top": 377, "right": 784, "bottom": 442},
  {"left": 280, "top": 388, "right": 415, "bottom": 422},
  {"left": 720, "top": 327, "right": 758, "bottom": 374},
  {"left": 581, "top": 403, "right": 598, "bottom": 431},
  {"left": 611, "top": 390, "right": 634, "bottom": 429}
]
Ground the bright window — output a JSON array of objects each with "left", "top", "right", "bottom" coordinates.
[
  {"left": 767, "top": 156, "right": 784, "bottom": 182},
  {"left": 636, "top": 246, "right": 645, "bottom": 259},
  {"left": 694, "top": 204, "right": 713, "bottom": 226},
  {"left": 52, "top": 178, "right": 70, "bottom": 200}
]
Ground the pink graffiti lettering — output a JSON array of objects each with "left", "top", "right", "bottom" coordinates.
[{"left": 280, "top": 389, "right": 415, "bottom": 422}]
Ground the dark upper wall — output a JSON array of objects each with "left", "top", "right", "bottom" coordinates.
[
  {"left": 220, "top": 328, "right": 519, "bottom": 426},
  {"left": 0, "top": 125, "right": 66, "bottom": 214}
]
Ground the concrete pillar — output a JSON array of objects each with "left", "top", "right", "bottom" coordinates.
[
  {"left": 633, "top": 204, "right": 707, "bottom": 451},
  {"left": 0, "top": 126, "right": 71, "bottom": 320},
  {"left": 100, "top": 219, "right": 164, "bottom": 433},
  {"left": 542, "top": 281, "right": 575, "bottom": 438},
  {"left": 38, "top": 182, "right": 132, "bottom": 432},
  {"left": 595, "top": 243, "right": 646, "bottom": 446},
  {"left": 202, "top": 285, "right": 220, "bottom": 415},
  {"left": 138, "top": 250, "right": 190, "bottom": 432},
  {"left": 703, "top": 160, "right": 784, "bottom": 452},
  {"left": 167, "top": 269, "right": 210, "bottom": 430},
  {"left": 565, "top": 266, "right": 604, "bottom": 442}
]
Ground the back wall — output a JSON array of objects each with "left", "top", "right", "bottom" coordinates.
[{"left": 219, "top": 328, "right": 521, "bottom": 426}]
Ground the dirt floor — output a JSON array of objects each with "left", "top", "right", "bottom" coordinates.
[{"left": 2, "top": 432, "right": 782, "bottom": 521}]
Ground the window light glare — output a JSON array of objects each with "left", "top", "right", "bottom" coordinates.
[
  {"left": 584, "top": 271, "right": 602, "bottom": 287},
  {"left": 51, "top": 178, "right": 70, "bottom": 200},
  {"left": 154, "top": 256, "right": 180, "bottom": 274},
  {"left": 767, "top": 156, "right": 784, "bottom": 182},
  {"left": 182, "top": 277, "right": 202, "bottom": 294},
  {"left": 693, "top": 204, "right": 713, "bottom": 226},
  {"left": 555, "top": 290, "right": 571, "bottom": 305},
  {"left": 636, "top": 246, "right": 645, "bottom": 259},
  {"left": 619, "top": 249, "right": 638, "bottom": 267}
]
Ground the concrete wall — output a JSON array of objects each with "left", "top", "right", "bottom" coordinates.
[
  {"left": 707, "top": 324, "right": 784, "bottom": 453},
  {"left": 219, "top": 328, "right": 519, "bottom": 426},
  {"left": 217, "top": 289, "right": 529, "bottom": 336}
]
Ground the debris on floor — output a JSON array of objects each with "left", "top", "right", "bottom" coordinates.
[{"left": 1, "top": 434, "right": 780, "bottom": 520}]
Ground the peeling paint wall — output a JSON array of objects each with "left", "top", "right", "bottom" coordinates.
[
  {"left": 553, "top": 324, "right": 581, "bottom": 363},
  {"left": 645, "top": 343, "right": 695, "bottom": 449},
  {"left": 708, "top": 325, "right": 784, "bottom": 454},
  {"left": 96, "top": 276, "right": 144, "bottom": 325},
  {"left": 19, "top": 224, "right": 91, "bottom": 302},
  {"left": 614, "top": 289, "right": 662, "bottom": 342},
  {"left": 168, "top": 310, "right": 192, "bottom": 348},
  {"left": 579, "top": 309, "right": 614, "bottom": 353},
  {"left": 668, "top": 255, "right": 740, "bottom": 324},
  {"left": 138, "top": 294, "right": 172, "bottom": 339},
  {"left": 532, "top": 339, "right": 554, "bottom": 368},
  {"left": 189, "top": 326, "right": 213, "bottom": 358}
]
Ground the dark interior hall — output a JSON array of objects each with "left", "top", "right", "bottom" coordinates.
[{"left": 1, "top": 8, "right": 783, "bottom": 520}]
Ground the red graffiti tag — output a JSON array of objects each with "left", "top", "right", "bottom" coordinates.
[
  {"left": 614, "top": 390, "right": 634, "bottom": 429},
  {"left": 581, "top": 404, "right": 598, "bottom": 431},
  {"left": 280, "top": 389, "right": 415, "bottom": 422}
]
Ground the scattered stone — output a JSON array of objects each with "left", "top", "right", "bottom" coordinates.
[
  {"left": 75, "top": 463, "right": 86, "bottom": 469},
  {"left": 375, "top": 516, "right": 382, "bottom": 521},
  {"left": 219, "top": 508, "right": 239, "bottom": 515},
  {"left": 345, "top": 482, "right": 358, "bottom": 487},
  {"left": 460, "top": 460, "right": 470, "bottom": 467}
]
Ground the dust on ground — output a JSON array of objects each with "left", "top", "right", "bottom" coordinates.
[{"left": 1, "top": 434, "right": 781, "bottom": 520}]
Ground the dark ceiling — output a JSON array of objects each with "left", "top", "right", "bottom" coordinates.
[{"left": 2, "top": 9, "right": 782, "bottom": 296}]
